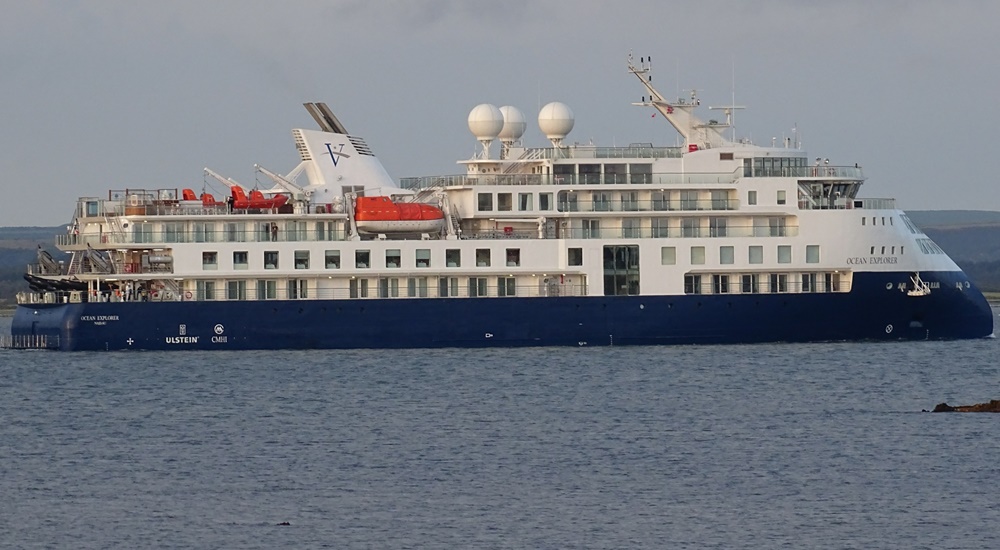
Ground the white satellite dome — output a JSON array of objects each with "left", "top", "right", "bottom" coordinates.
[
  {"left": 468, "top": 103, "right": 503, "bottom": 140},
  {"left": 538, "top": 102, "right": 575, "bottom": 143},
  {"left": 498, "top": 106, "right": 526, "bottom": 141}
]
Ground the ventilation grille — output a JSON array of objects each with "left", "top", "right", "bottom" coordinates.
[
  {"left": 348, "top": 136, "right": 374, "bottom": 156},
  {"left": 293, "top": 129, "right": 311, "bottom": 161}
]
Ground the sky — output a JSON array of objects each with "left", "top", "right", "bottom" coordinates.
[{"left": 2, "top": 0, "right": 999, "bottom": 227}]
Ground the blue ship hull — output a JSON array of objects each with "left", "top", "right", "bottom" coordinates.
[{"left": 10, "top": 271, "right": 995, "bottom": 351}]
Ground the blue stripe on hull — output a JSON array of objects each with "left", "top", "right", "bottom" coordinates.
[{"left": 11, "top": 271, "right": 995, "bottom": 351}]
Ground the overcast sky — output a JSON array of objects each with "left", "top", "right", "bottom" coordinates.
[{"left": 2, "top": 0, "right": 998, "bottom": 227}]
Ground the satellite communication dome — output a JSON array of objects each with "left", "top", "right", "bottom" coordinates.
[
  {"left": 538, "top": 102, "right": 575, "bottom": 143},
  {"left": 498, "top": 106, "right": 527, "bottom": 141},
  {"left": 468, "top": 104, "right": 504, "bottom": 140}
]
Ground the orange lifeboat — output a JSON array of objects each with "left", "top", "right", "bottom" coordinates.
[
  {"left": 230, "top": 187, "right": 289, "bottom": 210},
  {"left": 354, "top": 196, "right": 445, "bottom": 233}
]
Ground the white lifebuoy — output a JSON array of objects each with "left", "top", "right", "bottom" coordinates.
[
  {"left": 128, "top": 195, "right": 139, "bottom": 206},
  {"left": 184, "top": 291, "right": 193, "bottom": 300}
]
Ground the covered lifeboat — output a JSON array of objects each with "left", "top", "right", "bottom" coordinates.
[{"left": 354, "top": 196, "right": 445, "bottom": 234}]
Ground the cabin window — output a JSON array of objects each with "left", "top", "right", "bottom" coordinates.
[
  {"left": 710, "top": 217, "right": 727, "bottom": 237},
  {"left": 777, "top": 190, "right": 787, "bottom": 205},
  {"left": 769, "top": 217, "right": 786, "bottom": 237},
  {"left": 806, "top": 245, "right": 820, "bottom": 264},
  {"left": 263, "top": 251, "right": 278, "bottom": 269},
  {"left": 378, "top": 277, "right": 400, "bottom": 298},
  {"left": 476, "top": 248, "right": 491, "bottom": 267},
  {"left": 325, "top": 250, "right": 340, "bottom": 269},
  {"left": 747, "top": 190, "right": 757, "bottom": 206},
  {"left": 439, "top": 277, "right": 460, "bottom": 297},
  {"left": 227, "top": 280, "right": 247, "bottom": 300},
  {"left": 233, "top": 251, "right": 248, "bottom": 270},
  {"left": 583, "top": 219, "right": 600, "bottom": 239},
  {"left": 163, "top": 222, "right": 184, "bottom": 243},
  {"left": 568, "top": 247, "right": 583, "bottom": 267},
  {"left": 202, "top": 251, "right": 218, "bottom": 270},
  {"left": 352, "top": 279, "right": 369, "bottom": 298},
  {"left": 684, "top": 274, "right": 702, "bottom": 294},
  {"left": 749, "top": 246, "right": 763, "bottom": 264},
  {"left": 518, "top": 193, "right": 533, "bottom": 211},
  {"left": 629, "top": 163, "right": 652, "bottom": 184},
  {"left": 622, "top": 218, "right": 640, "bottom": 238},
  {"left": 497, "top": 277, "right": 516, "bottom": 297},
  {"left": 770, "top": 273, "right": 788, "bottom": 293},
  {"left": 224, "top": 222, "right": 244, "bottom": 242},
  {"left": 468, "top": 277, "right": 488, "bottom": 297},
  {"left": 580, "top": 164, "right": 600, "bottom": 184},
  {"left": 194, "top": 222, "right": 216, "bottom": 243},
  {"left": 861, "top": 217, "right": 866, "bottom": 226},
  {"left": 256, "top": 279, "right": 277, "bottom": 300},
  {"left": 777, "top": 245, "right": 791, "bottom": 264},
  {"left": 651, "top": 217, "right": 670, "bottom": 237},
  {"left": 603, "top": 245, "right": 640, "bottom": 296},
  {"left": 720, "top": 152, "right": 734, "bottom": 161},
  {"left": 477, "top": 193, "right": 493, "bottom": 211},
  {"left": 652, "top": 191, "right": 669, "bottom": 211},
  {"left": 386, "top": 249, "right": 401, "bottom": 268},
  {"left": 407, "top": 277, "right": 428, "bottom": 297},
  {"left": 416, "top": 249, "right": 431, "bottom": 268},
  {"left": 446, "top": 249, "right": 461, "bottom": 267},
  {"left": 553, "top": 164, "right": 575, "bottom": 184},
  {"left": 497, "top": 193, "right": 513, "bottom": 212},
  {"left": 802, "top": 273, "right": 817, "bottom": 293},
  {"left": 680, "top": 191, "right": 699, "bottom": 210},
  {"left": 294, "top": 251, "right": 309, "bottom": 269},
  {"left": 682, "top": 218, "right": 700, "bottom": 238},
  {"left": 539, "top": 193, "right": 553, "bottom": 211},
  {"left": 133, "top": 223, "right": 153, "bottom": 244},
  {"left": 196, "top": 280, "right": 215, "bottom": 300},
  {"left": 288, "top": 279, "right": 307, "bottom": 299},
  {"left": 660, "top": 246, "right": 676, "bottom": 265},
  {"left": 557, "top": 191, "right": 579, "bottom": 212},
  {"left": 505, "top": 248, "right": 520, "bottom": 267},
  {"left": 720, "top": 246, "right": 735, "bottom": 265},
  {"left": 605, "top": 164, "right": 627, "bottom": 184},
  {"left": 355, "top": 250, "right": 370, "bottom": 268},
  {"left": 621, "top": 191, "right": 639, "bottom": 211},
  {"left": 592, "top": 191, "right": 611, "bottom": 212},
  {"left": 691, "top": 246, "right": 706, "bottom": 265},
  {"left": 711, "top": 190, "right": 728, "bottom": 210},
  {"left": 713, "top": 274, "right": 730, "bottom": 294},
  {"left": 742, "top": 274, "right": 759, "bottom": 294}
]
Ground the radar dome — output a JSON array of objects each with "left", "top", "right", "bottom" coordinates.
[
  {"left": 468, "top": 103, "right": 503, "bottom": 140},
  {"left": 498, "top": 106, "right": 527, "bottom": 141},
  {"left": 538, "top": 102, "right": 575, "bottom": 143}
]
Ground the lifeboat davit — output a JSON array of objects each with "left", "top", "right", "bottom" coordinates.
[{"left": 354, "top": 196, "right": 445, "bottom": 233}]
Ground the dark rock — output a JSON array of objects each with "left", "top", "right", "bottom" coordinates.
[
  {"left": 931, "top": 400, "right": 1000, "bottom": 413},
  {"left": 276, "top": 521, "right": 291, "bottom": 526}
]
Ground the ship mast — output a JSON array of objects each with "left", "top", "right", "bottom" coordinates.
[{"left": 627, "top": 52, "right": 730, "bottom": 150}]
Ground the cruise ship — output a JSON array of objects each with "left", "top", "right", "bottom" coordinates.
[{"left": 8, "top": 54, "right": 994, "bottom": 350}]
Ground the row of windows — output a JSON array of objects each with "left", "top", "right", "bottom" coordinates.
[
  {"left": 861, "top": 216, "right": 894, "bottom": 227},
  {"left": 568, "top": 216, "right": 793, "bottom": 239},
  {"left": 916, "top": 238, "right": 945, "bottom": 255},
  {"left": 202, "top": 248, "right": 524, "bottom": 271},
  {"left": 659, "top": 244, "right": 820, "bottom": 266},
  {"left": 474, "top": 189, "right": 789, "bottom": 214},
  {"left": 684, "top": 272, "right": 845, "bottom": 295},
  {"left": 870, "top": 245, "right": 905, "bottom": 256},
  {"left": 191, "top": 277, "right": 523, "bottom": 300},
  {"left": 132, "top": 220, "right": 344, "bottom": 244}
]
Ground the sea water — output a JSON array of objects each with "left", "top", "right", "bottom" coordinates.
[{"left": 1, "top": 312, "right": 998, "bottom": 548}]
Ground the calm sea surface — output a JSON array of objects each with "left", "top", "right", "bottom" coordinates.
[{"left": 1, "top": 312, "right": 998, "bottom": 549}]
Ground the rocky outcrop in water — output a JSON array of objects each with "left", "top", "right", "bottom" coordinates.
[{"left": 931, "top": 400, "right": 1000, "bottom": 412}]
